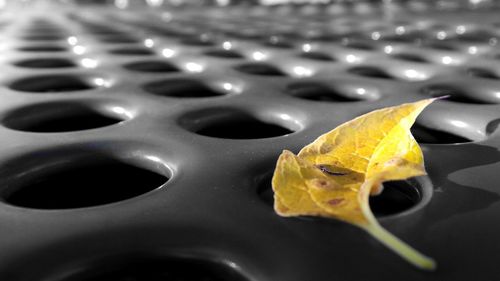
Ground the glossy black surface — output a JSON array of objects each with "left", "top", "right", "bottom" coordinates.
[{"left": 1, "top": 2, "right": 500, "bottom": 281}]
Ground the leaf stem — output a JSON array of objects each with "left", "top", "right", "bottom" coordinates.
[
  {"left": 361, "top": 222, "right": 436, "bottom": 271},
  {"left": 358, "top": 178, "right": 436, "bottom": 271}
]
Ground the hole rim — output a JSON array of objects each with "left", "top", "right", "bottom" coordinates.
[
  {"left": 21, "top": 34, "right": 65, "bottom": 41},
  {"left": 421, "top": 84, "right": 497, "bottom": 105},
  {"left": 109, "top": 47, "right": 155, "bottom": 56},
  {"left": 299, "top": 51, "right": 336, "bottom": 61},
  {"left": 1, "top": 100, "right": 132, "bottom": 133},
  {"left": 142, "top": 78, "right": 227, "bottom": 98},
  {"left": 411, "top": 123, "right": 474, "bottom": 145},
  {"left": 13, "top": 58, "right": 77, "bottom": 69},
  {"left": 8, "top": 74, "right": 104, "bottom": 93},
  {"left": 178, "top": 107, "right": 301, "bottom": 140},
  {"left": 203, "top": 49, "right": 245, "bottom": 59},
  {"left": 123, "top": 60, "right": 180, "bottom": 73},
  {"left": 234, "top": 63, "right": 287, "bottom": 76},
  {"left": 347, "top": 66, "right": 394, "bottom": 79},
  {"left": 43, "top": 253, "right": 250, "bottom": 281},
  {"left": 17, "top": 45, "right": 67, "bottom": 52},
  {"left": 0, "top": 144, "right": 171, "bottom": 210},
  {"left": 286, "top": 82, "right": 367, "bottom": 102}
]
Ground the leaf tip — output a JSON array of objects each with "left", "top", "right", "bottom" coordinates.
[{"left": 431, "top": 95, "right": 450, "bottom": 101}]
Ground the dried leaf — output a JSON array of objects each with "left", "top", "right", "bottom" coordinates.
[{"left": 272, "top": 99, "right": 437, "bottom": 270}]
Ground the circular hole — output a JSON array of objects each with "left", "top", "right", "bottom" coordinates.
[
  {"left": 9, "top": 75, "right": 94, "bottom": 93},
  {"left": 124, "top": 60, "right": 179, "bottom": 73},
  {"left": 17, "top": 45, "right": 66, "bottom": 52},
  {"left": 90, "top": 31, "right": 129, "bottom": 36},
  {"left": 257, "top": 173, "right": 428, "bottom": 217},
  {"left": 342, "top": 41, "right": 375, "bottom": 50},
  {"left": 21, "top": 34, "right": 64, "bottom": 41},
  {"left": 225, "top": 28, "right": 265, "bottom": 40},
  {"left": 98, "top": 35, "right": 139, "bottom": 44},
  {"left": 23, "top": 31, "right": 65, "bottom": 38},
  {"left": 411, "top": 123, "right": 472, "bottom": 144},
  {"left": 13, "top": 58, "right": 76, "bottom": 68},
  {"left": 369, "top": 179, "right": 423, "bottom": 217},
  {"left": 234, "top": 63, "right": 286, "bottom": 76},
  {"left": 262, "top": 38, "right": 294, "bottom": 48},
  {"left": 2, "top": 101, "right": 127, "bottom": 132},
  {"left": 299, "top": 51, "right": 335, "bottom": 61},
  {"left": 486, "top": 118, "right": 500, "bottom": 135},
  {"left": 55, "top": 256, "right": 249, "bottom": 281},
  {"left": 24, "top": 27, "right": 64, "bottom": 32},
  {"left": 467, "top": 67, "right": 498, "bottom": 79},
  {"left": 109, "top": 47, "right": 154, "bottom": 56},
  {"left": 84, "top": 26, "right": 125, "bottom": 35},
  {"left": 204, "top": 49, "right": 244, "bottom": 59},
  {"left": 143, "top": 79, "right": 224, "bottom": 98},
  {"left": 180, "top": 37, "right": 215, "bottom": 46},
  {"left": 348, "top": 66, "right": 393, "bottom": 79},
  {"left": 392, "top": 53, "right": 428, "bottom": 63},
  {"left": 421, "top": 85, "right": 493, "bottom": 104},
  {"left": 381, "top": 32, "right": 425, "bottom": 43},
  {"left": 457, "top": 30, "right": 496, "bottom": 43},
  {"left": 180, "top": 108, "right": 295, "bottom": 139},
  {"left": 287, "top": 82, "right": 362, "bottom": 102},
  {"left": 424, "top": 42, "right": 456, "bottom": 51},
  {"left": 1, "top": 150, "right": 168, "bottom": 209}
]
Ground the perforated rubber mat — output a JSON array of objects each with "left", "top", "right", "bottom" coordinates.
[{"left": 1, "top": 1, "right": 500, "bottom": 281}]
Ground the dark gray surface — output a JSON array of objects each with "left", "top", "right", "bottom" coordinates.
[{"left": 0, "top": 2, "right": 500, "bottom": 281}]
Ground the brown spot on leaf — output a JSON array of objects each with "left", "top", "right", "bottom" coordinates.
[
  {"left": 327, "top": 198, "right": 344, "bottom": 206},
  {"left": 315, "top": 179, "right": 331, "bottom": 188}
]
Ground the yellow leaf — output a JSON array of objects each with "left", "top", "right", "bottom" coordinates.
[{"left": 272, "top": 99, "right": 437, "bottom": 270}]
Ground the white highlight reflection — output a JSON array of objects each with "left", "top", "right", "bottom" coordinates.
[
  {"left": 223, "top": 83, "right": 233, "bottom": 91},
  {"left": 292, "top": 66, "right": 313, "bottom": 77},
  {"left": 345, "top": 54, "right": 360, "bottom": 63},
  {"left": 145, "top": 155, "right": 163, "bottom": 164},
  {"left": 371, "top": 32, "right": 381, "bottom": 40},
  {"left": 110, "top": 106, "right": 133, "bottom": 119},
  {"left": 73, "top": 45, "right": 86, "bottom": 55},
  {"left": 93, "top": 78, "right": 112, "bottom": 88},
  {"left": 441, "top": 56, "right": 453, "bottom": 64},
  {"left": 252, "top": 51, "right": 267, "bottom": 61},
  {"left": 162, "top": 48, "right": 175, "bottom": 58},
  {"left": 67, "top": 36, "right": 78, "bottom": 45},
  {"left": 81, "top": 58, "right": 98, "bottom": 68},
  {"left": 456, "top": 25, "right": 466, "bottom": 34},
  {"left": 395, "top": 26, "right": 406, "bottom": 35},
  {"left": 436, "top": 31, "right": 447, "bottom": 40},
  {"left": 450, "top": 120, "right": 468, "bottom": 128},
  {"left": 403, "top": 69, "right": 427, "bottom": 81},
  {"left": 185, "top": 62, "right": 204, "bottom": 73},
  {"left": 222, "top": 41, "right": 232, "bottom": 50},
  {"left": 356, "top": 88, "right": 367, "bottom": 95},
  {"left": 144, "top": 38, "right": 155, "bottom": 48},
  {"left": 468, "top": 46, "right": 478, "bottom": 54}
]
